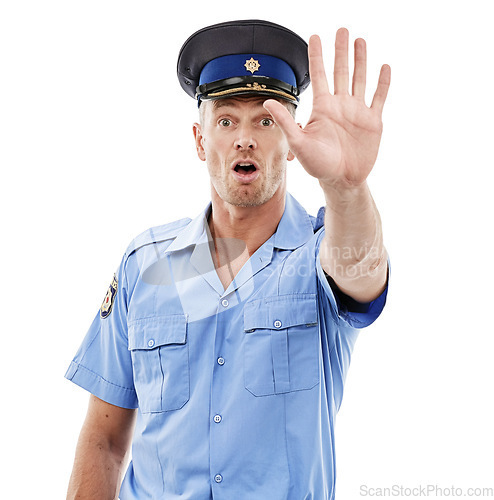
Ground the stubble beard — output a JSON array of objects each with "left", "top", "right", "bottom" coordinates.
[{"left": 211, "top": 157, "right": 286, "bottom": 208}]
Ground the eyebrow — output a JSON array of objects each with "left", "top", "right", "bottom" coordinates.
[
  {"left": 211, "top": 100, "right": 234, "bottom": 111},
  {"left": 211, "top": 98, "right": 266, "bottom": 111}
]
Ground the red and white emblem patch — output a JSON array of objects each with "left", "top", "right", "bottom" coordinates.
[{"left": 100, "top": 274, "right": 118, "bottom": 319}]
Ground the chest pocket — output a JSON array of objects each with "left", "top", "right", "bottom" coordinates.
[
  {"left": 243, "top": 294, "right": 319, "bottom": 397},
  {"left": 128, "top": 314, "right": 189, "bottom": 413}
]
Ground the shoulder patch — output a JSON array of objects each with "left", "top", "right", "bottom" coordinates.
[
  {"left": 100, "top": 274, "right": 118, "bottom": 319},
  {"left": 125, "top": 217, "right": 192, "bottom": 257}
]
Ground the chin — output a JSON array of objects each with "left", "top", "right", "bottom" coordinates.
[
  {"left": 225, "top": 186, "right": 273, "bottom": 208},
  {"left": 214, "top": 176, "right": 284, "bottom": 208},
  {"left": 226, "top": 196, "right": 265, "bottom": 208}
]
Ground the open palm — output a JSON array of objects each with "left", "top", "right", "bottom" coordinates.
[{"left": 265, "top": 28, "right": 390, "bottom": 189}]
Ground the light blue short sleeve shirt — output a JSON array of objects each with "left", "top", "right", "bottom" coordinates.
[{"left": 66, "top": 193, "right": 388, "bottom": 500}]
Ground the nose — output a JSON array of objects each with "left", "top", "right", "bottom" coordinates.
[{"left": 234, "top": 125, "right": 257, "bottom": 150}]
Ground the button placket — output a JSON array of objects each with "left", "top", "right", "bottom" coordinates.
[{"left": 211, "top": 296, "right": 231, "bottom": 491}]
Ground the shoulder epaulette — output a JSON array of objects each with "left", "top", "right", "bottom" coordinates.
[{"left": 124, "top": 217, "right": 192, "bottom": 258}]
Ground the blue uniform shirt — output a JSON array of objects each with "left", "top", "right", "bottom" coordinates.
[{"left": 66, "top": 193, "right": 388, "bottom": 499}]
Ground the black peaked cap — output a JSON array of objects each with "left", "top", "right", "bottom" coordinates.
[{"left": 177, "top": 19, "right": 310, "bottom": 103}]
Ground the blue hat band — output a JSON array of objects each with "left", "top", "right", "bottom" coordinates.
[{"left": 199, "top": 54, "right": 297, "bottom": 88}]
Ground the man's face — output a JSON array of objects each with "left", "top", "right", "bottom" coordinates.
[{"left": 193, "top": 97, "right": 295, "bottom": 208}]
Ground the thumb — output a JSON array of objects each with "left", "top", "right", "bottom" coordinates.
[{"left": 263, "top": 99, "right": 302, "bottom": 146}]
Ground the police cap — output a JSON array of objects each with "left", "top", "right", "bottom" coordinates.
[{"left": 177, "top": 19, "right": 310, "bottom": 106}]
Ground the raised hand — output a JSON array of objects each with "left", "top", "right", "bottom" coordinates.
[{"left": 264, "top": 28, "right": 390, "bottom": 190}]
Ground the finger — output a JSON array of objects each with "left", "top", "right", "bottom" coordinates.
[
  {"left": 371, "top": 64, "right": 391, "bottom": 113},
  {"left": 263, "top": 99, "right": 302, "bottom": 145},
  {"left": 334, "top": 27, "right": 349, "bottom": 95},
  {"left": 308, "top": 35, "right": 330, "bottom": 98},
  {"left": 352, "top": 38, "right": 367, "bottom": 100}
]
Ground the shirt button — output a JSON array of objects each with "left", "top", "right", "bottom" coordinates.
[
  {"left": 213, "top": 414, "right": 222, "bottom": 423},
  {"left": 221, "top": 299, "right": 229, "bottom": 307},
  {"left": 147, "top": 339, "right": 155, "bottom": 347},
  {"left": 217, "top": 357, "right": 225, "bottom": 366},
  {"left": 274, "top": 320, "right": 282, "bottom": 329},
  {"left": 214, "top": 474, "right": 223, "bottom": 483}
]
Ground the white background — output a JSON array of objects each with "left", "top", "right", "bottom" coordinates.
[{"left": 1, "top": 0, "right": 493, "bottom": 498}]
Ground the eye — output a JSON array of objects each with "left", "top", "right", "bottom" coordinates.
[
  {"left": 219, "top": 119, "right": 232, "bottom": 127},
  {"left": 261, "top": 118, "right": 273, "bottom": 127}
]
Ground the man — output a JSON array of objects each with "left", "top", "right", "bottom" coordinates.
[{"left": 66, "top": 20, "right": 390, "bottom": 499}]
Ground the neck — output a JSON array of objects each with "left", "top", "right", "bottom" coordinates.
[{"left": 208, "top": 188, "right": 286, "bottom": 256}]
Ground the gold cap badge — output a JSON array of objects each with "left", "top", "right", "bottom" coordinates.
[{"left": 244, "top": 57, "right": 261, "bottom": 74}]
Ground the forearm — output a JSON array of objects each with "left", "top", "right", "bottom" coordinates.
[
  {"left": 67, "top": 427, "right": 127, "bottom": 500},
  {"left": 319, "top": 180, "right": 387, "bottom": 303}
]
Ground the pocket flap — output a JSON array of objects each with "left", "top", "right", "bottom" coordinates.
[
  {"left": 244, "top": 294, "right": 317, "bottom": 331},
  {"left": 128, "top": 314, "right": 187, "bottom": 350}
]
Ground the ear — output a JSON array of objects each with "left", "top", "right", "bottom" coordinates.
[{"left": 192, "top": 123, "right": 206, "bottom": 161}]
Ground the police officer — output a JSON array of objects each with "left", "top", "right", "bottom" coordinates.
[{"left": 66, "top": 20, "right": 390, "bottom": 499}]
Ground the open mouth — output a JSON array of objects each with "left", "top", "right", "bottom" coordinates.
[
  {"left": 234, "top": 163, "right": 257, "bottom": 174},
  {"left": 231, "top": 161, "right": 260, "bottom": 184}
]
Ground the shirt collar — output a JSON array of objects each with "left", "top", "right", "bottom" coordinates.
[
  {"left": 273, "top": 193, "right": 315, "bottom": 250},
  {"left": 165, "top": 193, "right": 315, "bottom": 254},
  {"left": 164, "top": 203, "right": 212, "bottom": 254}
]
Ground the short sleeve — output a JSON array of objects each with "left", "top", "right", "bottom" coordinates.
[
  {"left": 315, "top": 229, "right": 389, "bottom": 329},
  {"left": 64, "top": 255, "right": 138, "bottom": 409}
]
